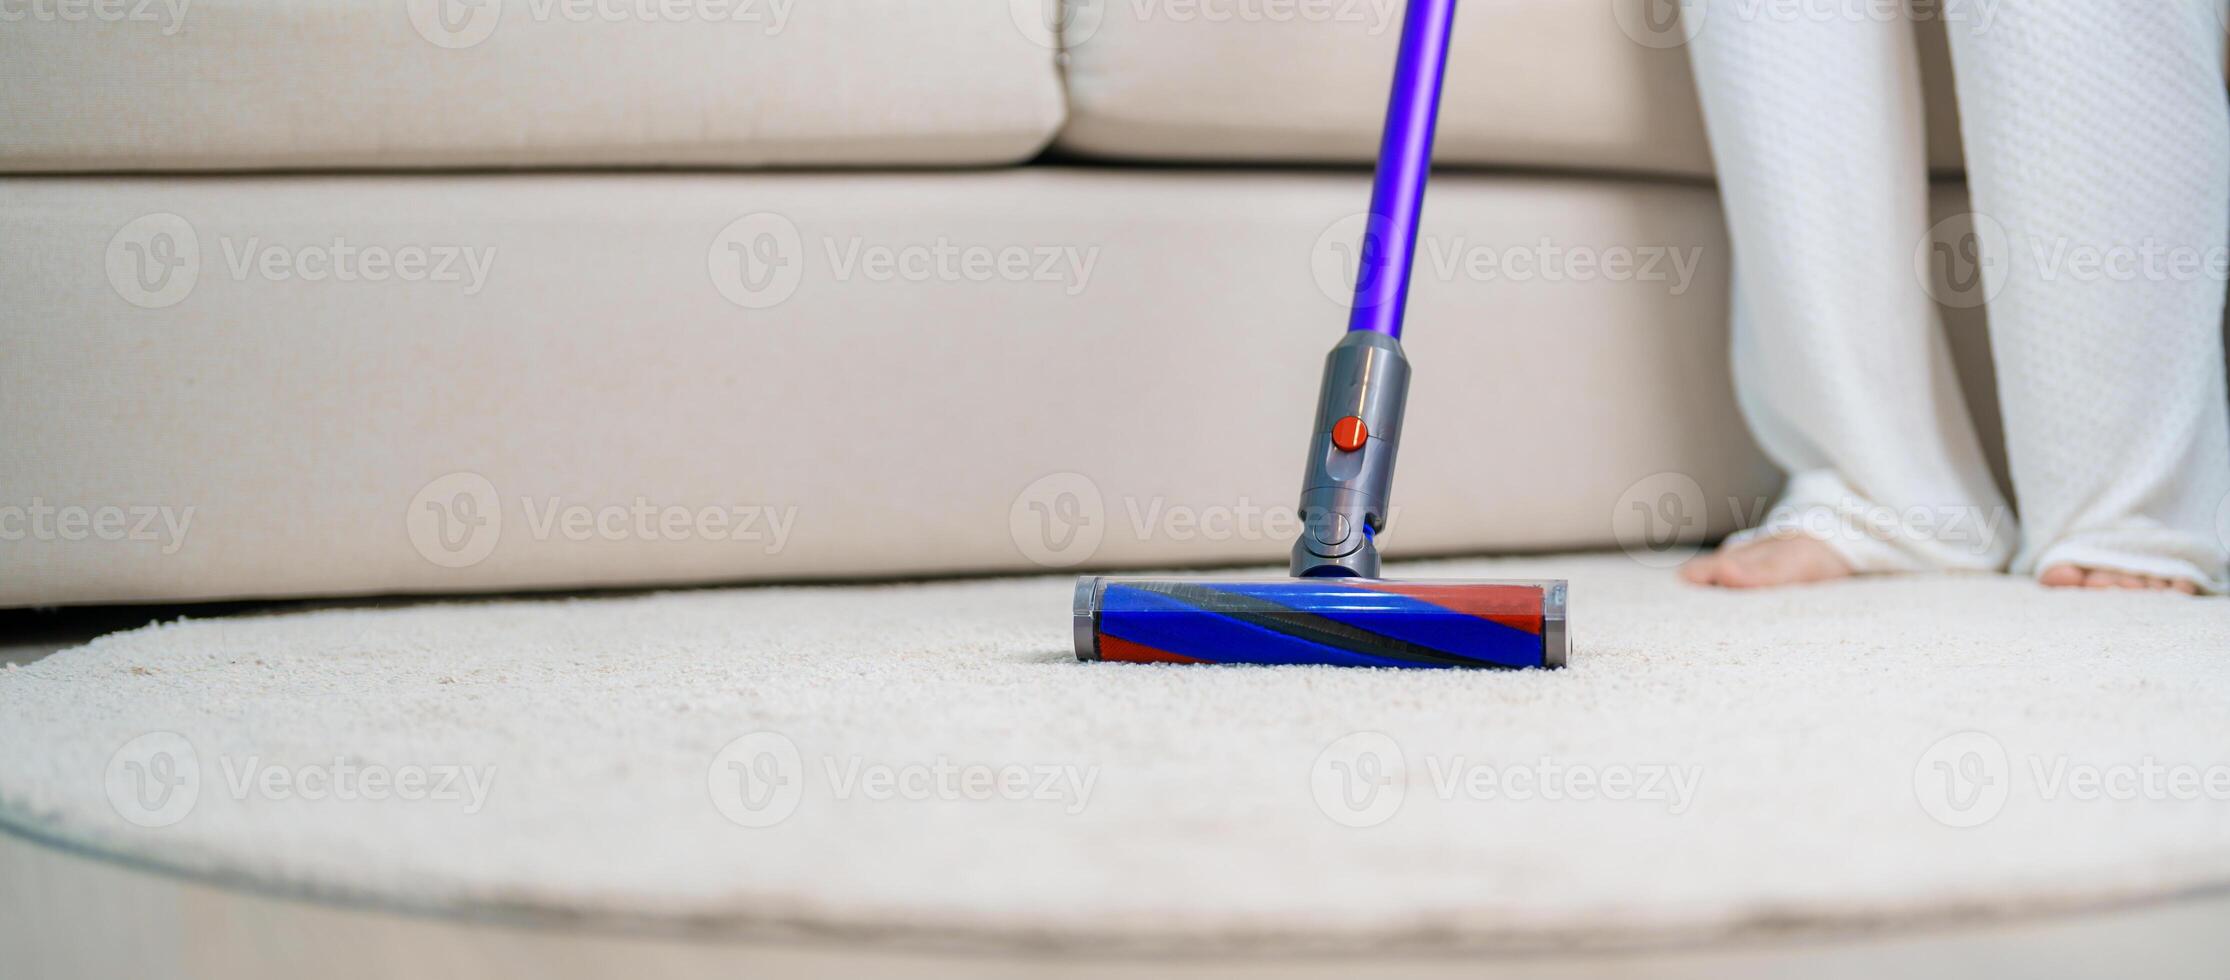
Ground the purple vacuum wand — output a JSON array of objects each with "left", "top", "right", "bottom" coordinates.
[
  {"left": 1347, "top": 0, "right": 1457, "bottom": 338},
  {"left": 1289, "top": 0, "right": 1456, "bottom": 578}
]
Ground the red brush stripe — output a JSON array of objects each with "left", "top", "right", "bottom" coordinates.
[
  {"left": 1098, "top": 635, "right": 1209, "bottom": 665},
  {"left": 1347, "top": 582, "right": 1544, "bottom": 635}
]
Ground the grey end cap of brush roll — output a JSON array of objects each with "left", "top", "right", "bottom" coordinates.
[
  {"left": 1072, "top": 576, "right": 1102, "bottom": 662},
  {"left": 1542, "top": 580, "right": 1569, "bottom": 668}
]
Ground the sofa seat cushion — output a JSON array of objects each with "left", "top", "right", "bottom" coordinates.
[
  {"left": 0, "top": 168, "right": 1769, "bottom": 606},
  {"left": 0, "top": 0, "right": 1066, "bottom": 171}
]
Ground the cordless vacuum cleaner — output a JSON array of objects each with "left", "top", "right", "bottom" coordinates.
[{"left": 1072, "top": 0, "right": 1568, "bottom": 669}]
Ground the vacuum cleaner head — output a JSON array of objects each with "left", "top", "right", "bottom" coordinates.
[{"left": 1074, "top": 577, "right": 1567, "bottom": 669}]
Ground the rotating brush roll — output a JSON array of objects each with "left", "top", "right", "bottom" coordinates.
[{"left": 1074, "top": 577, "right": 1567, "bottom": 669}]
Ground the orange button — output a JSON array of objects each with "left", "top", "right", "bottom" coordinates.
[{"left": 1331, "top": 416, "right": 1369, "bottom": 452}]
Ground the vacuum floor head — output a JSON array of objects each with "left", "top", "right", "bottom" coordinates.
[
  {"left": 1068, "top": 1, "right": 1572, "bottom": 672},
  {"left": 1074, "top": 577, "right": 1567, "bottom": 669}
]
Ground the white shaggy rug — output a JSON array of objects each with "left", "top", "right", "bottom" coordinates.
[{"left": 3, "top": 554, "right": 2228, "bottom": 952}]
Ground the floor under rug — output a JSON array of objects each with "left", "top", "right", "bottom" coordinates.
[{"left": 2, "top": 555, "right": 2226, "bottom": 952}]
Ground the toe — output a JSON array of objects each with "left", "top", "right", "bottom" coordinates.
[
  {"left": 2045, "top": 563, "right": 2206, "bottom": 594},
  {"left": 1715, "top": 563, "right": 1768, "bottom": 589},
  {"left": 1679, "top": 556, "right": 1719, "bottom": 585}
]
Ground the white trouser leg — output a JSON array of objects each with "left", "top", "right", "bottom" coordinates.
[
  {"left": 1687, "top": 5, "right": 2016, "bottom": 572},
  {"left": 1946, "top": 0, "right": 2230, "bottom": 592}
]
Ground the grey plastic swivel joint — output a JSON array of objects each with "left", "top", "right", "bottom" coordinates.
[{"left": 1290, "top": 331, "right": 1411, "bottom": 578}]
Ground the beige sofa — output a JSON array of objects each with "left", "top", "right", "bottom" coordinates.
[{"left": 3, "top": 1, "right": 2003, "bottom": 607}]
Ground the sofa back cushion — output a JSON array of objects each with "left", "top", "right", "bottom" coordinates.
[{"left": 0, "top": 0, "right": 1067, "bottom": 172}]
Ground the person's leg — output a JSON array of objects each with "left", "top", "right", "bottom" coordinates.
[
  {"left": 1681, "top": 3, "right": 2016, "bottom": 587},
  {"left": 1946, "top": 0, "right": 2230, "bottom": 595}
]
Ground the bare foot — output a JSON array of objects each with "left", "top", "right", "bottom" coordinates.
[
  {"left": 2039, "top": 564, "right": 2199, "bottom": 595},
  {"left": 1680, "top": 535, "right": 1854, "bottom": 589}
]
